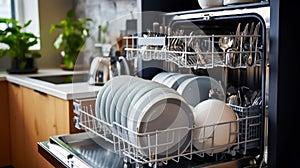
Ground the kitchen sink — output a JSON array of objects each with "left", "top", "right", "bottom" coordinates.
[{"left": 30, "top": 73, "right": 89, "bottom": 84}]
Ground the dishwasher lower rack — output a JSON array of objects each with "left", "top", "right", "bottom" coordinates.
[{"left": 73, "top": 97, "right": 262, "bottom": 167}]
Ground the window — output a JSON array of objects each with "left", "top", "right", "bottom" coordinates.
[
  {"left": 0, "top": 0, "right": 40, "bottom": 50},
  {"left": 0, "top": 0, "right": 14, "bottom": 30},
  {"left": 0, "top": 0, "right": 13, "bottom": 18}
]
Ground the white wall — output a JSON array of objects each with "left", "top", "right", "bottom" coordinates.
[{"left": 37, "top": 0, "right": 73, "bottom": 69}]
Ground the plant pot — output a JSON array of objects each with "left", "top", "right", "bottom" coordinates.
[
  {"left": 60, "top": 64, "right": 74, "bottom": 71},
  {"left": 7, "top": 58, "right": 38, "bottom": 74}
]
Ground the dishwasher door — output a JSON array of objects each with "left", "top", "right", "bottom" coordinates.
[
  {"left": 38, "top": 132, "right": 124, "bottom": 168},
  {"left": 38, "top": 132, "right": 258, "bottom": 168}
]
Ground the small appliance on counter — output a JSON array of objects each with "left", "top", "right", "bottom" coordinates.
[{"left": 88, "top": 48, "right": 130, "bottom": 85}]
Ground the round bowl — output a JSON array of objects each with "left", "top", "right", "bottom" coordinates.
[
  {"left": 192, "top": 99, "right": 238, "bottom": 154},
  {"left": 223, "top": 0, "right": 260, "bottom": 6},
  {"left": 198, "top": 0, "right": 223, "bottom": 8}
]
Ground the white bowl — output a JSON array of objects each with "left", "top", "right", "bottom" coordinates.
[
  {"left": 198, "top": 0, "right": 223, "bottom": 8},
  {"left": 223, "top": 0, "right": 260, "bottom": 5},
  {"left": 193, "top": 99, "right": 238, "bottom": 154}
]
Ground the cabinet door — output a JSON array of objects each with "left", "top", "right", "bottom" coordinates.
[
  {"left": 0, "top": 81, "right": 10, "bottom": 167},
  {"left": 22, "top": 86, "right": 70, "bottom": 168},
  {"left": 8, "top": 83, "right": 25, "bottom": 168}
]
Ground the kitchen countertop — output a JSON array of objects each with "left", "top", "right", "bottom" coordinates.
[{"left": 0, "top": 69, "right": 102, "bottom": 100}]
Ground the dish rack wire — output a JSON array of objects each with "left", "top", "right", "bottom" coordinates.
[
  {"left": 124, "top": 34, "right": 261, "bottom": 69},
  {"left": 73, "top": 97, "right": 262, "bottom": 167}
]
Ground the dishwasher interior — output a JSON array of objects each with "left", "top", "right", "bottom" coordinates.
[{"left": 43, "top": 6, "right": 269, "bottom": 168}]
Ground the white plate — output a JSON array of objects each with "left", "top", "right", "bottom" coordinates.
[
  {"left": 160, "top": 72, "right": 180, "bottom": 86},
  {"left": 105, "top": 75, "right": 135, "bottom": 125},
  {"left": 119, "top": 78, "right": 146, "bottom": 133},
  {"left": 110, "top": 79, "right": 134, "bottom": 131},
  {"left": 177, "top": 76, "right": 225, "bottom": 107},
  {"left": 151, "top": 72, "right": 167, "bottom": 82},
  {"left": 192, "top": 99, "right": 237, "bottom": 154},
  {"left": 100, "top": 83, "right": 111, "bottom": 122},
  {"left": 126, "top": 80, "right": 163, "bottom": 130},
  {"left": 96, "top": 75, "right": 114, "bottom": 121},
  {"left": 112, "top": 77, "right": 140, "bottom": 132},
  {"left": 159, "top": 72, "right": 177, "bottom": 85},
  {"left": 109, "top": 76, "right": 137, "bottom": 125},
  {"left": 128, "top": 86, "right": 178, "bottom": 132},
  {"left": 163, "top": 73, "right": 195, "bottom": 90},
  {"left": 95, "top": 86, "right": 105, "bottom": 120},
  {"left": 128, "top": 88, "right": 193, "bottom": 159},
  {"left": 152, "top": 72, "right": 176, "bottom": 84},
  {"left": 96, "top": 77, "right": 115, "bottom": 122}
]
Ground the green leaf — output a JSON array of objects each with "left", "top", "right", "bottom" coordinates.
[
  {"left": 31, "top": 52, "right": 41, "bottom": 58},
  {"left": 54, "top": 34, "right": 63, "bottom": 49}
]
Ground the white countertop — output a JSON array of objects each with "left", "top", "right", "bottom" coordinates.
[{"left": 1, "top": 69, "right": 102, "bottom": 100}]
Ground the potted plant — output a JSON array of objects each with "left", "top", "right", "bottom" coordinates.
[
  {"left": 49, "top": 9, "right": 93, "bottom": 70},
  {"left": 0, "top": 18, "right": 41, "bottom": 74}
]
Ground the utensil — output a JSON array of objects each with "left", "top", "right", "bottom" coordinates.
[
  {"left": 238, "top": 23, "right": 249, "bottom": 66},
  {"left": 241, "top": 23, "right": 249, "bottom": 45},
  {"left": 194, "top": 41, "right": 206, "bottom": 65},
  {"left": 218, "top": 36, "right": 234, "bottom": 63},
  {"left": 233, "top": 22, "right": 241, "bottom": 48},
  {"left": 247, "top": 22, "right": 260, "bottom": 66},
  {"left": 224, "top": 23, "right": 244, "bottom": 66}
]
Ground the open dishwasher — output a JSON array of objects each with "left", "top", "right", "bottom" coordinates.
[{"left": 38, "top": 5, "right": 269, "bottom": 168}]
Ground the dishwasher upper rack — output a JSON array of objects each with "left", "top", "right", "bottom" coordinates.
[
  {"left": 124, "top": 33, "right": 262, "bottom": 69},
  {"left": 73, "top": 97, "right": 262, "bottom": 167}
]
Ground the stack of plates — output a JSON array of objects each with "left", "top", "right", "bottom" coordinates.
[
  {"left": 95, "top": 74, "right": 233, "bottom": 156},
  {"left": 95, "top": 75, "right": 194, "bottom": 159},
  {"left": 152, "top": 72, "right": 225, "bottom": 107},
  {"left": 95, "top": 75, "right": 137, "bottom": 131}
]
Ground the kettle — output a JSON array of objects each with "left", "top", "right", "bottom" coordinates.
[{"left": 88, "top": 56, "right": 130, "bottom": 85}]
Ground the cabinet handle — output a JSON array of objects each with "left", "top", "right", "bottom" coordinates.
[{"left": 34, "top": 89, "right": 47, "bottom": 96}]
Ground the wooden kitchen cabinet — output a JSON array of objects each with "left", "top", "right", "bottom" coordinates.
[
  {"left": 8, "top": 82, "right": 25, "bottom": 168},
  {"left": 0, "top": 81, "right": 10, "bottom": 167},
  {"left": 8, "top": 83, "right": 77, "bottom": 168},
  {"left": 22, "top": 86, "right": 71, "bottom": 168}
]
